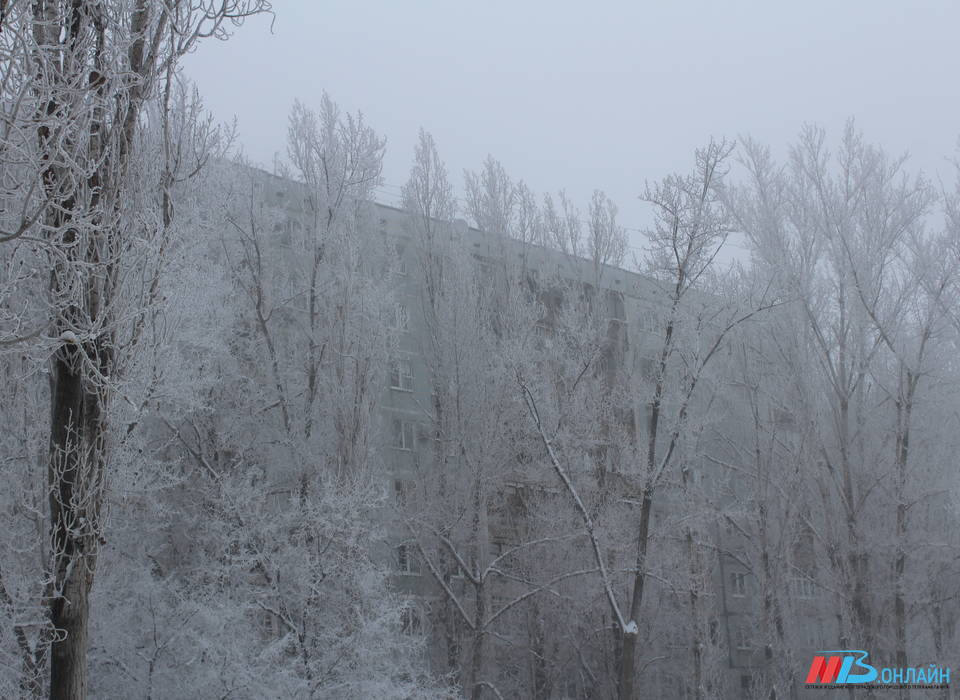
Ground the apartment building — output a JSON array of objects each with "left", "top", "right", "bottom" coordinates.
[{"left": 223, "top": 164, "right": 819, "bottom": 698}]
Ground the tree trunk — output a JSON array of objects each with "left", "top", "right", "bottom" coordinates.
[
  {"left": 470, "top": 585, "right": 486, "bottom": 700},
  {"left": 48, "top": 571, "right": 90, "bottom": 700},
  {"left": 48, "top": 351, "right": 97, "bottom": 700},
  {"left": 687, "top": 525, "right": 705, "bottom": 700},
  {"left": 620, "top": 308, "right": 675, "bottom": 700},
  {"left": 530, "top": 603, "right": 549, "bottom": 700},
  {"left": 620, "top": 489, "right": 653, "bottom": 700},
  {"left": 17, "top": 632, "right": 45, "bottom": 700},
  {"left": 894, "top": 374, "right": 915, "bottom": 700}
]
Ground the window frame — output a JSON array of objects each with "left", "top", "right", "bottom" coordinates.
[
  {"left": 400, "top": 605, "right": 423, "bottom": 635},
  {"left": 389, "top": 357, "right": 414, "bottom": 392},
  {"left": 791, "top": 575, "right": 817, "bottom": 599},
  {"left": 392, "top": 418, "right": 415, "bottom": 451},
  {"left": 394, "top": 479, "right": 412, "bottom": 508},
  {"left": 393, "top": 303, "right": 409, "bottom": 332},
  {"left": 396, "top": 543, "right": 421, "bottom": 576},
  {"left": 730, "top": 572, "right": 748, "bottom": 598},
  {"left": 735, "top": 622, "right": 752, "bottom": 650}
]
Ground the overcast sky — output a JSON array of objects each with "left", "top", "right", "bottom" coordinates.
[{"left": 183, "top": 1, "right": 960, "bottom": 255}]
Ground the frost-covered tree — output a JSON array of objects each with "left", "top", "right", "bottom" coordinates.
[
  {"left": 0, "top": 3, "right": 269, "bottom": 696},
  {"left": 405, "top": 133, "right": 607, "bottom": 699},
  {"left": 519, "top": 139, "right": 781, "bottom": 700},
  {"left": 157, "top": 97, "right": 448, "bottom": 696},
  {"left": 404, "top": 149, "right": 511, "bottom": 698},
  {"left": 732, "top": 123, "right": 960, "bottom": 680}
]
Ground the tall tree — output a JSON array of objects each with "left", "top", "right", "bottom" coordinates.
[
  {"left": 732, "top": 123, "right": 960, "bottom": 680},
  {"left": 520, "top": 139, "right": 781, "bottom": 699},
  {"left": 0, "top": 3, "right": 269, "bottom": 697}
]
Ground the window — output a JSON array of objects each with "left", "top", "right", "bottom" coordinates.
[
  {"left": 684, "top": 466, "right": 703, "bottom": 487},
  {"left": 391, "top": 303, "right": 409, "bottom": 332},
  {"left": 643, "top": 402, "right": 655, "bottom": 433},
  {"left": 392, "top": 418, "right": 415, "bottom": 451},
  {"left": 735, "top": 623, "right": 751, "bottom": 650},
  {"left": 773, "top": 408, "right": 794, "bottom": 428},
  {"left": 637, "top": 355, "right": 656, "bottom": 380},
  {"left": 259, "top": 609, "right": 278, "bottom": 639},
  {"left": 400, "top": 606, "right": 422, "bottom": 635},
  {"left": 476, "top": 257, "right": 495, "bottom": 281},
  {"left": 605, "top": 291, "right": 626, "bottom": 322},
  {"left": 274, "top": 218, "right": 293, "bottom": 246},
  {"left": 389, "top": 358, "right": 414, "bottom": 391},
  {"left": 638, "top": 310, "right": 658, "bottom": 333},
  {"left": 396, "top": 544, "right": 421, "bottom": 575},
  {"left": 791, "top": 576, "right": 817, "bottom": 599},
  {"left": 395, "top": 243, "right": 407, "bottom": 276},
  {"left": 394, "top": 479, "right": 412, "bottom": 507},
  {"left": 730, "top": 572, "right": 747, "bottom": 597}
]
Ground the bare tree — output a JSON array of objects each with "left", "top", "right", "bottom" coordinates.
[
  {"left": 404, "top": 135, "right": 594, "bottom": 698},
  {"left": 586, "top": 190, "right": 627, "bottom": 289},
  {"left": 542, "top": 190, "right": 583, "bottom": 261},
  {"left": 401, "top": 129, "right": 462, "bottom": 679},
  {"left": 0, "top": 3, "right": 270, "bottom": 697},
  {"left": 519, "top": 139, "right": 783, "bottom": 699},
  {"left": 464, "top": 156, "right": 517, "bottom": 237},
  {"left": 733, "top": 123, "right": 960, "bottom": 682}
]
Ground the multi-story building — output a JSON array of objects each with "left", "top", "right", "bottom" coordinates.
[
  {"left": 368, "top": 200, "right": 797, "bottom": 698},
  {"left": 224, "top": 163, "right": 828, "bottom": 699}
]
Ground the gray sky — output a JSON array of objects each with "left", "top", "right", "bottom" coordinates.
[{"left": 183, "top": 1, "right": 960, "bottom": 255}]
